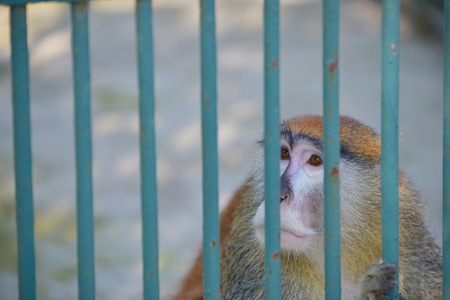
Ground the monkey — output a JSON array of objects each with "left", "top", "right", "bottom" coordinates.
[{"left": 173, "top": 115, "right": 442, "bottom": 300}]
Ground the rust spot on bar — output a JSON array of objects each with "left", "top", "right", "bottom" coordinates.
[
  {"left": 329, "top": 58, "right": 338, "bottom": 74},
  {"left": 76, "top": 2, "right": 88, "bottom": 13},
  {"left": 210, "top": 240, "right": 216, "bottom": 248},
  {"left": 271, "top": 252, "right": 280, "bottom": 260},
  {"left": 330, "top": 166, "right": 339, "bottom": 176},
  {"left": 391, "top": 43, "right": 397, "bottom": 54},
  {"left": 272, "top": 58, "right": 278, "bottom": 69},
  {"left": 268, "top": 269, "right": 272, "bottom": 275},
  {"left": 204, "top": 91, "right": 211, "bottom": 106}
]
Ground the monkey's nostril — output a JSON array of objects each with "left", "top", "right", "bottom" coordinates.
[{"left": 280, "top": 194, "right": 288, "bottom": 202}]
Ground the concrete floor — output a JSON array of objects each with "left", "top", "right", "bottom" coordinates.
[{"left": 0, "top": 0, "right": 444, "bottom": 299}]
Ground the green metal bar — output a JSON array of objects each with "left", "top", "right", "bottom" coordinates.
[
  {"left": 323, "top": 0, "right": 341, "bottom": 298},
  {"left": 200, "top": 0, "right": 220, "bottom": 299},
  {"left": 70, "top": 2, "right": 95, "bottom": 299},
  {"left": 0, "top": 0, "right": 85, "bottom": 5},
  {"left": 10, "top": 5, "right": 37, "bottom": 300},
  {"left": 263, "top": 0, "right": 281, "bottom": 298},
  {"left": 443, "top": 0, "right": 450, "bottom": 298},
  {"left": 136, "top": 0, "right": 159, "bottom": 299},
  {"left": 381, "top": 0, "right": 400, "bottom": 299}
]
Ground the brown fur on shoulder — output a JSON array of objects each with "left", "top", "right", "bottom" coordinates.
[{"left": 172, "top": 181, "right": 249, "bottom": 300}]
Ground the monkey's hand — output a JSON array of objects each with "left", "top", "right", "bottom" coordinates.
[{"left": 357, "top": 262, "right": 407, "bottom": 300}]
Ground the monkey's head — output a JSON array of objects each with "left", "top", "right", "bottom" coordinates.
[{"left": 251, "top": 115, "right": 383, "bottom": 261}]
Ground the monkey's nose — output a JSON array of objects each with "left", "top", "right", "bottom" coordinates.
[{"left": 280, "top": 194, "right": 288, "bottom": 202}]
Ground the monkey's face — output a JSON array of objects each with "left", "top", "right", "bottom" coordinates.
[
  {"left": 251, "top": 116, "right": 381, "bottom": 257},
  {"left": 252, "top": 136, "right": 325, "bottom": 254}
]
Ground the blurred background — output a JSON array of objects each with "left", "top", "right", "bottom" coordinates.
[{"left": 0, "top": 0, "right": 444, "bottom": 299}]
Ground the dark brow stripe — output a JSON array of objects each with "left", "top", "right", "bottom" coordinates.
[
  {"left": 260, "top": 131, "right": 370, "bottom": 164},
  {"left": 280, "top": 132, "right": 363, "bottom": 163},
  {"left": 280, "top": 131, "right": 323, "bottom": 152}
]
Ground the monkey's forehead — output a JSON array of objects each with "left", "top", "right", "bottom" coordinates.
[{"left": 281, "top": 115, "right": 381, "bottom": 164}]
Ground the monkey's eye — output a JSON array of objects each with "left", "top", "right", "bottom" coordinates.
[
  {"left": 280, "top": 148, "right": 290, "bottom": 160},
  {"left": 307, "top": 154, "right": 323, "bottom": 167}
]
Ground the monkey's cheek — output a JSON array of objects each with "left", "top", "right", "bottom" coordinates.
[{"left": 253, "top": 226, "right": 265, "bottom": 244}]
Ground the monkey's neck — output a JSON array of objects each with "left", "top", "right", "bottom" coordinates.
[
  {"left": 281, "top": 252, "right": 326, "bottom": 299},
  {"left": 221, "top": 211, "right": 327, "bottom": 300},
  {"left": 221, "top": 238, "right": 327, "bottom": 299}
]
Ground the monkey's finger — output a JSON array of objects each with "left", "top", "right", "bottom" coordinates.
[
  {"left": 399, "top": 293, "right": 408, "bottom": 300},
  {"left": 378, "top": 263, "right": 398, "bottom": 279}
]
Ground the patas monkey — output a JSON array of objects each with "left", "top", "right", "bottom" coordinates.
[{"left": 174, "top": 115, "right": 442, "bottom": 299}]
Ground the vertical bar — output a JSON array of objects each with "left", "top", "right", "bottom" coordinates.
[
  {"left": 443, "top": 0, "right": 450, "bottom": 298},
  {"left": 323, "top": 0, "right": 341, "bottom": 298},
  {"left": 381, "top": 0, "right": 400, "bottom": 299},
  {"left": 200, "top": 0, "right": 220, "bottom": 299},
  {"left": 71, "top": 2, "right": 95, "bottom": 299},
  {"left": 136, "top": 0, "right": 159, "bottom": 299},
  {"left": 263, "top": 0, "right": 281, "bottom": 298},
  {"left": 10, "top": 5, "right": 37, "bottom": 300}
]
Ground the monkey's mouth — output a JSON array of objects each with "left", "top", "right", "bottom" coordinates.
[
  {"left": 281, "top": 229, "right": 304, "bottom": 239},
  {"left": 254, "top": 224, "right": 313, "bottom": 249},
  {"left": 280, "top": 229, "right": 308, "bottom": 248}
]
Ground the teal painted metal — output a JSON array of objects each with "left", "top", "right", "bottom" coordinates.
[
  {"left": 70, "top": 2, "right": 95, "bottom": 299},
  {"left": 323, "top": 0, "right": 341, "bottom": 298},
  {"left": 5, "top": 0, "right": 448, "bottom": 299},
  {"left": 200, "top": 0, "right": 220, "bottom": 299},
  {"left": 10, "top": 5, "right": 37, "bottom": 300},
  {"left": 136, "top": 0, "right": 160, "bottom": 299},
  {"left": 0, "top": 0, "right": 85, "bottom": 5},
  {"left": 381, "top": 0, "right": 400, "bottom": 299},
  {"left": 444, "top": 0, "right": 450, "bottom": 298},
  {"left": 263, "top": 0, "right": 281, "bottom": 298}
]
